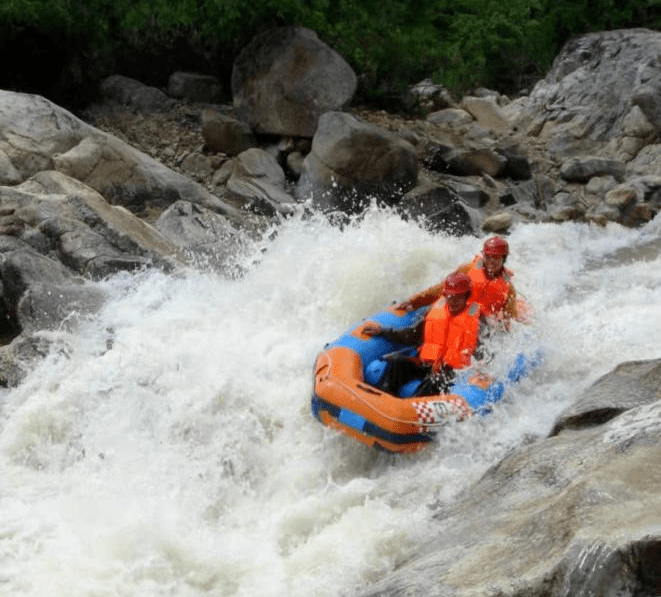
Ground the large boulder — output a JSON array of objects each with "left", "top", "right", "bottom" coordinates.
[
  {"left": 0, "top": 169, "right": 196, "bottom": 369},
  {"left": 231, "top": 26, "right": 357, "bottom": 137},
  {"left": 295, "top": 111, "right": 418, "bottom": 213},
  {"left": 359, "top": 358, "right": 661, "bottom": 597}
]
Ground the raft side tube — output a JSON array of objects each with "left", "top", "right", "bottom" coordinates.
[
  {"left": 325, "top": 306, "right": 427, "bottom": 380},
  {"left": 311, "top": 395, "right": 434, "bottom": 450}
]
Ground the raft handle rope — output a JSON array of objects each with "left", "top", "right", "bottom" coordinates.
[{"left": 323, "top": 350, "right": 463, "bottom": 428}]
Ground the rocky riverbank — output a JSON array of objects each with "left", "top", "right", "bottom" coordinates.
[
  {"left": 2, "top": 26, "right": 661, "bottom": 377},
  {"left": 2, "top": 24, "right": 661, "bottom": 597}
]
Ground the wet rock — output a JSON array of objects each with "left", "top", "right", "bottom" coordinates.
[
  {"left": 359, "top": 359, "right": 661, "bottom": 597},
  {"left": 499, "top": 175, "right": 555, "bottom": 209},
  {"left": 0, "top": 247, "right": 107, "bottom": 334},
  {"left": 154, "top": 200, "right": 251, "bottom": 275},
  {"left": 296, "top": 111, "right": 417, "bottom": 213},
  {"left": 481, "top": 211, "right": 514, "bottom": 232},
  {"left": 226, "top": 148, "right": 296, "bottom": 216}
]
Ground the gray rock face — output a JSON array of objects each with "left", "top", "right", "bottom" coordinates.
[
  {"left": 0, "top": 148, "right": 22, "bottom": 184},
  {"left": 506, "top": 28, "right": 661, "bottom": 153},
  {"left": 0, "top": 169, "right": 186, "bottom": 340},
  {"left": 358, "top": 358, "right": 661, "bottom": 597},
  {"left": 231, "top": 26, "right": 357, "bottom": 137},
  {"left": 12, "top": 171, "right": 183, "bottom": 274}
]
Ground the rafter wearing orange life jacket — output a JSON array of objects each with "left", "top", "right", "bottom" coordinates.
[
  {"left": 418, "top": 299, "right": 481, "bottom": 371},
  {"left": 463, "top": 255, "right": 517, "bottom": 320},
  {"left": 400, "top": 256, "right": 518, "bottom": 323}
]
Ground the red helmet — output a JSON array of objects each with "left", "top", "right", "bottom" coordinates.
[
  {"left": 483, "top": 236, "right": 509, "bottom": 257},
  {"left": 443, "top": 272, "right": 471, "bottom": 296}
]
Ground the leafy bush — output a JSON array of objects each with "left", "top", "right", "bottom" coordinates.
[{"left": 1, "top": 0, "right": 660, "bottom": 109}]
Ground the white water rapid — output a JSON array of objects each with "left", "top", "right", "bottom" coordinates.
[{"left": 2, "top": 209, "right": 661, "bottom": 596}]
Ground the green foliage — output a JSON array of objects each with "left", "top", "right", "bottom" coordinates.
[
  {"left": 1, "top": 0, "right": 660, "bottom": 108},
  {"left": 428, "top": 0, "right": 557, "bottom": 93},
  {"left": 540, "top": 0, "right": 661, "bottom": 43}
]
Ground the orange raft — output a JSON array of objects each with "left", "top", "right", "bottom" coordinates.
[{"left": 311, "top": 303, "right": 538, "bottom": 453}]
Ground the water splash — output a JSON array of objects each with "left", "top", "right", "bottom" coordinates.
[{"left": 2, "top": 211, "right": 661, "bottom": 596}]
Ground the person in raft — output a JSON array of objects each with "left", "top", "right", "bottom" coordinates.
[
  {"left": 396, "top": 235, "right": 518, "bottom": 329},
  {"left": 363, "top": 272, "right": 481, "bottom": 396}
]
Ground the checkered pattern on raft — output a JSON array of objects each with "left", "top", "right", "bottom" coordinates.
[{"left": 412, "top": 397, "right": 471, "bottom": 432}]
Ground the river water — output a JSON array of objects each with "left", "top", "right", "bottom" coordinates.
[{"left": 1, "top": 209, "right": 660, "bottom": 596}]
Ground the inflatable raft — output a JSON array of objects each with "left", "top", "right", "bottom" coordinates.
[{"left": 311, "top": 303, "right": 539, "bottom": 453}]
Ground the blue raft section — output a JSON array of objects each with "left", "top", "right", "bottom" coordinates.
[{"left": 314, "top": 304, "right": 542, "bottom": 417}]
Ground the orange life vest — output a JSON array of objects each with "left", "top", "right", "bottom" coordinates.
[
  {"left": 418, "top": 300, "right": 481, "bottom": 370},
  {"left": 466, "top": 256, "right": 514, "bottom": 317}
]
